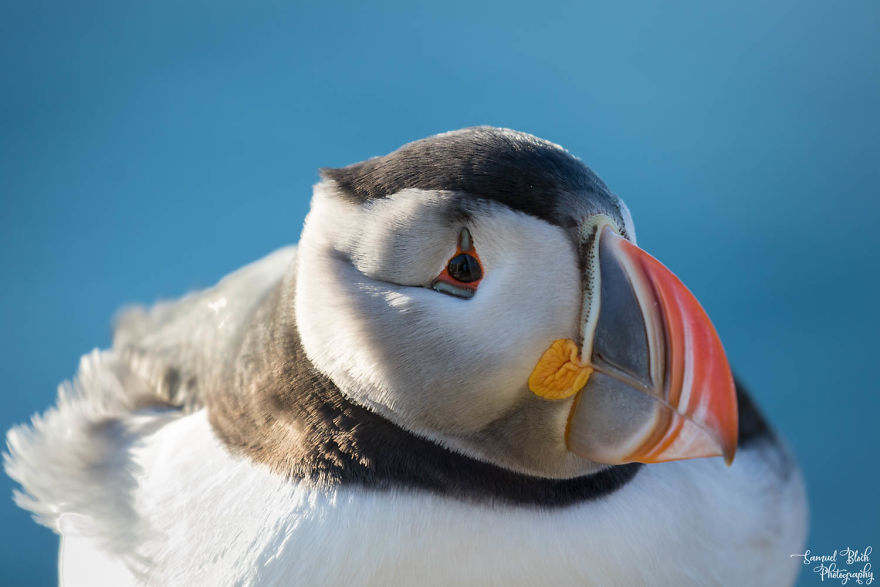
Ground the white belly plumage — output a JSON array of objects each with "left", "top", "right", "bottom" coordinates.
[{"left": 59, "top": 410, "right": 805, "bottom": 586}]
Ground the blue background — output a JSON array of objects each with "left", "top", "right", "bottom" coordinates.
[{"left": 2, "top": 1, "right": 878, "bottom": 584}]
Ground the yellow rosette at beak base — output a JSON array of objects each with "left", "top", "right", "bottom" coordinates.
[{"left": 527, "top": 339, "right": 593, "bottom": 401}]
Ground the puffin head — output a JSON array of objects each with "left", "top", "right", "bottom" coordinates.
[{"left": 294, "top": 127, "right": 737, "bottom": 479}]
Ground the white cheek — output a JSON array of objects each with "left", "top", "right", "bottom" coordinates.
[
  {"left": 295, "top": 255, "right": 388, "bottom": 401},
  {"left": 351, "top": 191, "right": 459, "bottom": 285},
  {"left": 453, "top": 213, "right": 582, "bottom": 400},
  {"left": 296, "top": 189, "right": 582, "bottom": 437}
]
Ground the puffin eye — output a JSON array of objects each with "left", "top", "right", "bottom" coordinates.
[
  {"left": 447, "top": 254, "right": 482, "bottom": 283},
  {"left": 431, "top": 228, "right": 484, "bottom": 299}
]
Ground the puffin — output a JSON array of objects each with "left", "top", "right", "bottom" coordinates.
[{"left": 5, "top": 127, "right": 807, "bottom": 586}]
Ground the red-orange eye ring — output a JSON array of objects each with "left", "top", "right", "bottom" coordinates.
[{"left": 431, "top": 228, "right": 484, "bottom": 299}]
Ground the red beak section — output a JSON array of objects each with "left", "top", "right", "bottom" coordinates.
[{"left": 565, "top": 225, "right": 738, "bottom": 465}]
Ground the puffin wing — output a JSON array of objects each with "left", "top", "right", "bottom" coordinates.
[{"left": 4, "top": 246, "right": 297, "bottom": 582}]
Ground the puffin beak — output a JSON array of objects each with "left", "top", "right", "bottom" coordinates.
[{"left": 529, "top": 219, "right": 738, "bottom": 465}]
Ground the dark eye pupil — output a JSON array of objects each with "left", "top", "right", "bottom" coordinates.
[{"left": 447, "top": 254, "right": 482, "bottom": 283}]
